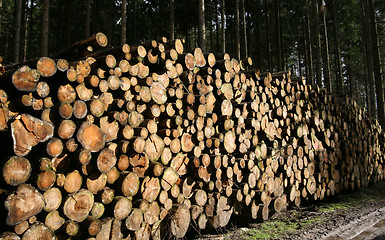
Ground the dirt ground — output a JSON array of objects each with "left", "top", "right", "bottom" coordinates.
[{"left": 194, "top": 181, "right": 385, "bottom": 240}]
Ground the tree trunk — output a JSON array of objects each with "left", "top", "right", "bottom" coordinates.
[
  {"left": 305, "top": 0, "right": 314, "bottom": 85},
  {"left": 134, "top": 0, "right": 137, "bottom": 43},
  {"left": 169, "top": 0, "right": 174, "bottom": 40},
  {"left": 275, "top": 0, "right": 283, "bottom": 71},
  {"left": 221, "top": 0, "right": 226, "bottom": 53},
  {"left": 14, "top": 0, "right": 22, "bottom": 62},
  {"left": 66, "top": 0, "right": 72, "bottom": 46},
  {"left": 255, "top": 0, "right": 261, "bottom": 68},
  {"left": 367, "top": 0, "right": 385, "bottom": 127},
  {"left": 361, "top": 0, "right": 376, "bottom": 117},
  {"left": 121, "top": 0, "right": 127, "bottom": 44},
  {"left": 108, "top": 0, "right": 113, "bottom": 47},
  {"left": 329, "top": 0, "right": 344, "bottom": 94},
  {"left": 85, "top": 0, "right": 91, "bottom": 38},
  {"left": 23, "top": 3, "right": 28, "bottom": 61},
  {"left": 264, "top": 0, "right": 272, "bottom": 71},
  {"left": 41, "top": 0, "right": 49, "bottom": 57},
  {"left": 198, "top": 0, "right": 206, "bottom": 52},
  {"left": 235, "top": 0, "right": 240, "bottom": 60},
  {"left": 311, "top": 0, "right": 322, "bottom": 87},
  {"left": 319, "top": 0, "right": 331, "bottom": 92},
  {"left": 241, "top": 0, "right": 248, "bottom": 59},
  {"left": 0, "top": 0, "right": 3, "bottom": 32}
]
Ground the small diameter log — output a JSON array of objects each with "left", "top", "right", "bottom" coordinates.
[
  {"left": 43, "top": 187, "right": 62, "bottom": 212},
  {"left": 5, "top": 184, "right": 45, "bottom": 226},
  {"left": 58, "top": 120, "right": 76, "bottom": 139},
  {"left": 37, "top": 169, "right": 56, "bottom": 191},
  {"left": 12, "top": 66, "right": 39, "bottom": 92},
  {"left": 77, "top": 122, "right": 106, "bottom": 152},
  {"left": 125, "top": 208, "right": 143, "bottom": 231},
  {"left": 64, "top": 170, "right": 83, "bottom": 193},
  {"left": 36, "top": 57, "right": 57, "bottom": 77},
  {"left": 63, "top": 189, "right": 94, "bottom": 222},
  {"left": 122, "top": 172, "right": 140, "bottom": 197},
  {"left": 97, "top": 148, "right": 117, "bottom": 174},
  {"left": 57, "top": 84, "right": 76, "bottom": 104},
  {"left": 114, "top": 197, "right": 132, "bottom": 220},
  {"left": 86, "top": 173, "right": 107, "bottom": 194},
  {"left": 2, "top": 156, "right": 31, "bottom": 186},
  {"left": 73, "top": 100, "right": 88, "bottom": 119},
  {"left": 99, "top": 116, "right": 119, "bottom": 142},
  {"left": 141, "top": 176, "right": 161, "bottom": 203},
  {"left": 46, "top": 138, "right": 64, "bottom": 158},
  {"left": 45, "top": 210, "right": 65, "bottom": 232}
]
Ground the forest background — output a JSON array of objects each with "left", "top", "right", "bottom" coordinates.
[{"left": 1, "top": 0, "right": 385, "bottom": 127}]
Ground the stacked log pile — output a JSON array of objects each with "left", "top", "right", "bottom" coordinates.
[{"left": 0, "top": 32, "right": 384, "bottom": 239}]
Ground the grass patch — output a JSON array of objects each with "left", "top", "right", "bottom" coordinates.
[{"left": 240, "top": 220, "right": 300, "bottom": 240}]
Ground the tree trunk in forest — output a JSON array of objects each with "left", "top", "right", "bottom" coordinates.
[
  {"left": 235, "top": 0, "right": 240, "bottom": 60},
  {"left": 361, "top": 0, "right": 376, "bottom": 118},
  {"left": 367, "top": 0, "right": 385, "bottom": 128},
  {"left": 85, "top": 0, "right": 91, "bottom": 38},
  {"left": 121, "top": 0, "right": 127, "bottom": 44},
  {"left": 108, "top": 0, "right": 113, "bottom": 47},
  {"left": 275, "top": 0, "right": 283, "bottom": 71},
  {"left": 264, "top": 0, "right": 272, "bottom": 71},
  {"left": 66, "top": 0, "right": 72, "bottom": 46},
  {"left": 311, "top": 0, "right": 322, "bottom": 87},
  {"left": 320, "top": 0, "right": 331, "bottom": 92},
  {"left": 23, "top": 6, "right": 28, "bottom": 61},
  {"left": 241, "top": 0, "right": 248, "bottom": 59},
  {"left": 302, "top": 18, "right": 308, "bottom": 79},
  {"left": 198, "top": 0, "right": 206, "bottom": 52},
  {"left": 329, "top": 0, "right": 344, "bottom": 94},
  {"left": 305, "top": 0, "right": 314, "bottom": 85},
  {"left": 297, "top": 30, "right": 302, "bottom": 77},
  {"left": 41, "top": 0, "right": 49, "bottom": 57},
  {"left": 215, "top": 3, "right": 220, "bottom": 52},
  {"left": 14, "top": 0, "right": 22, "bottom": 62},
  {"left": 134, "top": 0, "right": 137, "bottom": 43},
  {"left": 221, "top": 0, "right": 226, "bottom": 53},
  {"left": 0, "top": 0, "right": 2, "bottom": 32},
  {"left": 169, "top": 0, "right": 174, "bottom": 41},
  {"left": 255, "top": 0, "right": 261, "bottom": 68},
  {"left": 92, "top": 0, "right": 97, "bottom": 34}
]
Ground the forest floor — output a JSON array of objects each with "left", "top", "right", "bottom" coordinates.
[{"left": 193, "top": 181, "right": 385, "bottom": 240}]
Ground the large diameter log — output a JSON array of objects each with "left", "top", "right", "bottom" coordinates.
[
  {"left": 5, "top": 184, "right": 45, "bottom": 226},
  {"left": 145, "top": 134, "right": 165, "bottom": 162},
  {"left": 170, "top": 204, "right": 190, "bottom": 238},
  {"left": 122, "top": 172, "right": 140, "bottom": 197},
  {"left": 12, "top": 66, "right": 39, "bottom": 92},
  {"left": 63, "top": 189, "right": 94, "bottom": 222},
  {"left": 161, "top": 167, "right": 179, "bottom": 191},
  {"left": 97, "top": 148, "right": 117, "bottom": 174},
  {"left": 77, "top": 122, "right": 106, "bottom": 152},
  {"left": 2, "top": 156, "right": 31, "bottom": 186},
  {"left": 151, "top": 82, "right": 167, "bottom": 104},
  {"left": 11, "top": 114, "right": 54, "bottom": 156},
  {"left": 36, "top": 57, "right": 57, "bottom": 77}
]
